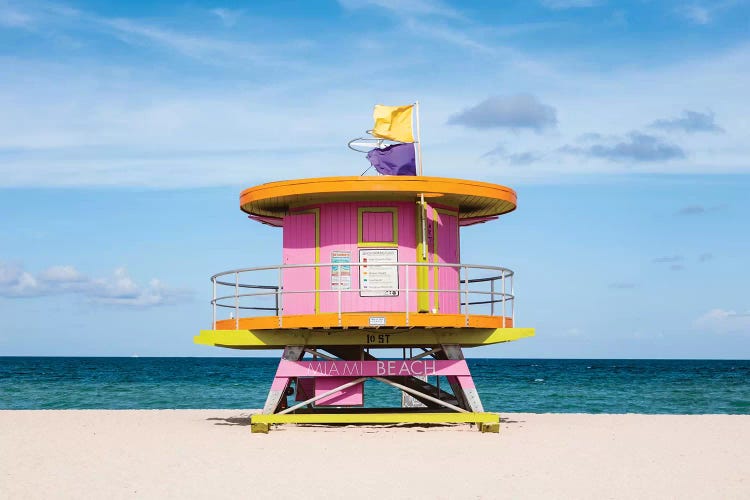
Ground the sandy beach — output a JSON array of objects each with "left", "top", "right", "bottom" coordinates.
[{"left": 1, "top": 411, "right": 748, "bottom": 499}]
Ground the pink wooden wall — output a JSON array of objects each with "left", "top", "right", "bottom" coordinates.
[
  {"left": 433, "top": 210, "right": 460, "bottom": 314},
  {"left": 318, "top": 201, "right": 416, "bottom": 313},
  {"left": 281, "top": 201, "right": 461, "bottom": 315},
  {"left": 361, "top": 211, "right": 394, "bottom": 243},
  {"left": 281, "top": 213, "right": 316, "bottom": 315}
]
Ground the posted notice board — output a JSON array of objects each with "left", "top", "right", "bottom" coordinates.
[
  {"left": 359, "top": 248, "right": 399, "bottom": 297},
  {"left": 330, "top": 250, "right": 351, "bottom": 290}
]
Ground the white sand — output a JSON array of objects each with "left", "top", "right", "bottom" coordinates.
[{"left": 1, "top": 411, "right": 748, "bottom": 499}]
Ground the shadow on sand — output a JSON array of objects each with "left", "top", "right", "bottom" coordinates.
[{"left": 206, "top": 416, "right": 253, "bottom": 426}]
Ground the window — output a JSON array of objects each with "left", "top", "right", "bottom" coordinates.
[{"left": 357, "top": 207, "right": 398, "bottom": 247}]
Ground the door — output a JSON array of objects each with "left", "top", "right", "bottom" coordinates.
[
  {"left": 433, "top": 210, "right": 460, "bottom": 314},
  {"left": 282, "top": 213, "right": 317, "bottom": 315}
]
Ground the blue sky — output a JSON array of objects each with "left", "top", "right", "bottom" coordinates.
[{"left": 1, "top": 0, "right": 748, "bottom": 358}]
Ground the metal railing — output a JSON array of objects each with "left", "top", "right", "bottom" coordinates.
[{"left": 210, "top": 262, "right": 515, "bottom": 329}]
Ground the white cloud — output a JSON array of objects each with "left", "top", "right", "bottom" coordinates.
[
  {"left": 101, "top": 17, "right": 266, "bottom": 65},
  {"left": 560, "top": 132, "right": 686, "bottom": 162},
  {"left": 339, "top": 1, "right": 498, "bottom": 53},
  {"left": 676, "top": 205, "right": 708, "bottom": 216},
  {"left": 0, "top": 0, "right": 303, "bottom": 68},
  {"left": 0, "top": 3, "right": 33, "bottom": 27},
  {"left": 0, "top": 2, "right": 748, "bottom": 187},
  {"left": 481, "top": 145, "right": 543, "bottom": 166},
  {"left": 694, "top": 308, "right": 750, "bottom": 334},
  {"left": 678, "top": 5, "right": 712, "bottom": 24},
  {"left": 652, "top": 255, "right": 683, "bottom": 264},
  {"left": 38, "top": 265, "right": 87, "bottom": 283},
  {"left": 338, "top": 0, "right": 464, "bottom": 19},
  {"left": 88, "top": 269, "right": 181, "bottom": 307},
  {"left": 676, "top": 2, "right": 741, "bottom": 25},
  {"left": 448, "top": 94, "right": 557, "bottom": 131},
  {"left": 540, "top": 0, "right": 600, "bottom": 9},
  {"left": 698, "top": 252, "right": 713, "bottom": 263},
  {"left": 0, "top": 263, "right": 41, "bottom": 297},
  {"left": 402, "top": 18, "right": 492, "bottom": 53},
  {"left": 650, "top": 110, "right": 724, "bottom": 133},
  {"left": 0, "top": 262, "right": 188, "bottom": 307},
  {"left": 210, "top": 8, "right": 244, "bottom": 27}
]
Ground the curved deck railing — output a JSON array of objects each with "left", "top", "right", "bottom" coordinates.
[{"left": 210, "top": 262, "right": 515, "bottom": 329}]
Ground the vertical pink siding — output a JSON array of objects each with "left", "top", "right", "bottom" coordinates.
[
  {"left": 424, "top": 206, "right": 436, "bottom": 312},
  {"left": 281, "top": 201, "right": 462, "bottom": 316},
  {"left": 318, "top": 201, "right": 417, "bottom": 313},
  {"left": 435, "top": 211, "right": 460, "bottom": 313},
  {"left": 361, "top": 211, "right": 394, "bottom": 243},
  {"left": 282, "top": 213, "right": 316, "bottom": 315}
]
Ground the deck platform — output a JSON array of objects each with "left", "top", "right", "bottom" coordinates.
[
  {"left": 195, "top": 326, "right": 534, "bottom": 349},
  {"left": 212, "top": 312, "right": 514, "bottom": 331}
]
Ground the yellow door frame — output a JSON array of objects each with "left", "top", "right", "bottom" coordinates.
[{"left": 416, "top": 201, "right": 430, "bottom": 312}]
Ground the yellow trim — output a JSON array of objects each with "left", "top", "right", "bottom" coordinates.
[
  {"left": 252, "top": 412, "right": 499, "bottom": 426},
  {"left": 416, "top": 201, "right": 430, "bottom": 312},
  {"left": 294, "top": 208, "right": 320, "bottom": 313},
  {"left": 194, "top": 326, "right": 535, "bottom": 350},
  {"left": 357, "top": 207, "right": 398, "bottom": 247}
]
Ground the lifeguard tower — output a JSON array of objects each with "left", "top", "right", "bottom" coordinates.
[{"left": 194, "top": 105, "right": 534, "bottom": 433}]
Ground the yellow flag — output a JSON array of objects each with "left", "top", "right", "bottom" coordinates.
[{"left": 372, "top": 104, "right": 414, "bottom": 143}]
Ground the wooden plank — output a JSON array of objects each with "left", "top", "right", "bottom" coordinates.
[
  {"left": 251, "top": 412, "right": 499, "bottom": 425},
  {"left": 442, "top": 344, "right": 484, "bottom": 413},
  {"left": 261, "top": 345, "right": 304, "bottom": 414}
]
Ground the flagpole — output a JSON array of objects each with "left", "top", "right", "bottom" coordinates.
[{"left": 415, "top": 101, "right": 427, "bottom": 260}]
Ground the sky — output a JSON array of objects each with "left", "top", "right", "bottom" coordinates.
[{"left": 0, "top": 0, "right": 748, "bottom": 358}]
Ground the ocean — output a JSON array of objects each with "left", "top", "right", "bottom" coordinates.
[{"left": 1, "top": 357, "right": 748, "bottom": 413}]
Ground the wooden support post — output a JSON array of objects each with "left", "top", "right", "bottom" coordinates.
[
  {"left": 250, "top": 421, "right": 270, "bottom": 434},
  {"left": 480, "top": 422, "right": 500, "bottom": 433},
  {"left": 441, "top": 344, "right": 485, "bottom": 413},
  {"left": 262, "top": 345, "right": 304, "bottom": 414},
  {"left": 436, "top": 349, "right": 468, "bottom": 409}
]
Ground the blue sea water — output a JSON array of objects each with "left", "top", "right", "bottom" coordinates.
[{"left": 0, "top": 357, "right": 748, "bottom": 413}]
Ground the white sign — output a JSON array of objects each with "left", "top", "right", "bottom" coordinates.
[
  {"left": 368, "top": 316, "right": 386, "bottom": 326},
  {"left": 330, "top": 250, "right": 351, "bottom": 290},
  {"left": 359, "top": 248, "right": 399, "bottom": 297}
]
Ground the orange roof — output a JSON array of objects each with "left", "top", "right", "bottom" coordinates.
[{"left": 240, "top": 176, "right": 517, "bottom": 219}]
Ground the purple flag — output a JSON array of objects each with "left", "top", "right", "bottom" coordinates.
[{"left": 366, "top": 143, "right": 416, "bottom": 176}]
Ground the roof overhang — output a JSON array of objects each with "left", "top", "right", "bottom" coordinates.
[{"left": 240, "top": 176, "right": 517, "bottom": 219}]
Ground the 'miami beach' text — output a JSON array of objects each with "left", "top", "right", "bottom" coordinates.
[{"left": 276, "top": 360, "right": 470, "bottom": 377}]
